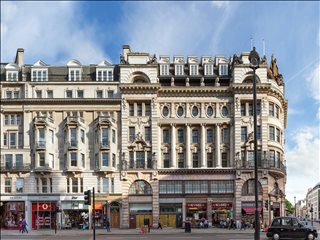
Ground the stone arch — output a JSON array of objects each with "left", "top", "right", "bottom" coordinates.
[
  {"left": 129, "top": 71, "right": 150, "bottom": 84},
  {"left": 128, "top": 180, "right": 152, "bottom": 195},
  {"left": 122, "top": 174, "right": 153, "bottom": 195},
  {"left": 241, "top": 178, "right": 263, "bottom": 196},
  {"left": 241, "top": 72, "right": 261, "bottom": 83}
]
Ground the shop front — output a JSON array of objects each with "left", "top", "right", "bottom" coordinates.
[
  {"left": 129, "top": 203, "right": 152, "bottom": 229},
  {"left": 32, "top": 202, "right": 57, "bottom": 229},
  {"left": 159, "top": 203, "right": 183, "bottom": 228},
  {"left": 186, "top": 202, "right": 207, "bottom": 227},
  {"left": 271, "top": 202, "right": 281, "bottom": 217},
  {"left": 241, "top": 201, "right": 263, "bottom": 224},
  {"left": 1, "top": 201, "right": 25, "bottom": 229},
  {"left": 211, "top": 202, "right": 233, "bottom": 226},
  {"left": 61, "top": 201, "right": 88, "bottom": 229},
  {"left": 94, "top": 202, "right": 104, "bottom": 228}
]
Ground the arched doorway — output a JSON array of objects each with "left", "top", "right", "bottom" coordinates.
[{"left": 128, "top": 180, "right": 153, "bottom": 229}]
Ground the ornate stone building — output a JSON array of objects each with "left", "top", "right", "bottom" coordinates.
[{"left": 0, "top": 45, "right": 287, "bottom": 230}]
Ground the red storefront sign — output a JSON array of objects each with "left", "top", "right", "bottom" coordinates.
[
  {"left": 32, "top": 202, "right": 55, "bottom": 211},
  {"left": 212, "top": 203, "right": 232, "bottom": 209},
  {"left": 186, "top": 203, "right": 207, "bottom": 210}
]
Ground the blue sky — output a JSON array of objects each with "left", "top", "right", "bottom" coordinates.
[{"left": 1, "top": 1, "right": 319, "bottom": 204}]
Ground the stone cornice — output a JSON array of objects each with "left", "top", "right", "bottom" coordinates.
[
  {"left": 158, "top": 168, "right": 236, "bottom": 175},
  {"left": 159, "top": 86, "right": 231, "bottom": 97},
  {"left": 0, "top": 98, "right": 121, "bottom": 105},
  {"left": 119, "top": 84, "right": 161, "bottom": 94}
]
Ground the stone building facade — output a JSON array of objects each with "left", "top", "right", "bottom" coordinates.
[{"left": 0, "top": 45, "right": 287, "bottom": 230}]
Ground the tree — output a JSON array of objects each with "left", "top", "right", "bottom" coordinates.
[{"left": 285, "top": 199, "right": 295, "bottom": 214}]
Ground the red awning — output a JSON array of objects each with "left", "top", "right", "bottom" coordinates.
[{"left": 242, "top": 207, "right": 262, "bottom": 215}]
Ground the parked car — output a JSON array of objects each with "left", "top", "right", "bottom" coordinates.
[{"left": 266, "top": 216, "right": 318, "bottom": 240}]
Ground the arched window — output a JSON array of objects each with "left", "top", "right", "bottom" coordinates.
[
  {"left": 129, "top": 180, "right": 152, "bottom": 195},
  {"left": 241, "top": 179, "right": 262, "bottom": 196}
]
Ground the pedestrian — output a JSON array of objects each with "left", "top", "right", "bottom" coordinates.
[
  {"left": 157, "top": 218, "right": 162, "bottom": 229},
  {"left": 106, "top": 219, "right": 111, "bottom": 232},
  {"left": 21, "top": 218, "right": 28, "bottom": 233},
  {"left": 240, "top": 219, "right": 246, "bottom": 230},
  {"left": 18, "top": 217, "right": 23, "bottom": 233}
]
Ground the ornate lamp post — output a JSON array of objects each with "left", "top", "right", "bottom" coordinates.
[{"left": 249, "top": 47, "right": 260, "bottom": 240}]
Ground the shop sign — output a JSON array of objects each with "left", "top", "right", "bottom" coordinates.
[
  {"left": 32, "top": 202, "right": 54, "bottom": 211},
  {"left": 186, "top": 203, "right": 207, "bottom": 209},
  {"left": 241, "top": 202, "right": 262, "bottom": 208},
  {"left": 212, "top": 203, "right": 232, "bottom": 209}
]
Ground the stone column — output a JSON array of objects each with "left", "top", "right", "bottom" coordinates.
[
  {"left": 201, "top": 124, "right": 206, "bottom": 168},
  {"left": 158, "top": 124, "right": 162, "bottom": 169},
  {"left": 215, "top": 124, "right": 221, "bottom": 167},
  {"left": 170, "top": 124, "right": 176, "bottom": 168},
  {"left": 186, "top": 124, "right": 191, "bottom": 168}
]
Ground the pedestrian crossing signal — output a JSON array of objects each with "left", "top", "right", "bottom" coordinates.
[
  {"left": 84, "top": 190, "right": 91, "bottom": 205},
  {"left": 264, "top": 200, "right": 268, "bottom": 210}
]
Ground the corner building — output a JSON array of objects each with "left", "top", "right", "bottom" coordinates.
[{"left": 0, "top": 46, "right": 287, "bottom": 230}]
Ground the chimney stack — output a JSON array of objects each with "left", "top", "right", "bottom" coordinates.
[
  {"left": 122, "top": 45, "right": 131, "bottom": 62},
  {"left": 15, "top": 48, "right": 24, "bottom": 66}
]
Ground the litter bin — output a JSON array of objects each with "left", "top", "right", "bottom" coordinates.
[{"left": 185, "top": 221, "right": 191, "bottom": 233}]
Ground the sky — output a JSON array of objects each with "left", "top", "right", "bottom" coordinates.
[{"left": 1, "top": 1, "right": 319, "bottom": 204}]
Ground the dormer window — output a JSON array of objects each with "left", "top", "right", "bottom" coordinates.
[
  {"left": 175, "top": 65, "right": 184, "bottom": 76},
  {"left": 32, "top": 69, "right": 48, "bottom": 81},
  {"left": 6, "top": 71, "right": 18, "bottom": 81},
  {"left": 96, "top": 69, "right": 113, "bottom": 81},
  {"left": 219, "top": 64, "right": 228, "bottom": 76},
  {"left": 67, "top": 60, "right": 82, "bottom": 81},
  {"left": 5, "top": 63, "right": 19, "bottom": 81},
  {"left": 204, "top": 64, "right": 214, "bottom": 76},
  {"left": 189, "top": 65, "right": 198, "bottom": 76},
  {"left": 160, "top": 65, "right": 169, "bottom": 76}
]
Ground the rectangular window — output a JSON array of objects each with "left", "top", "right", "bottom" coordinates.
[
  {"left": 276, "top": 128, "right": 280, "bottom": 142},
  {"left": 163, "top": 153, "right": 170, "bottom": 168},
  {"left": 36, "top": 90, "right": 42, "bottom": 98},
  {"left": 185, "top": 181, "right": 208, "bottom": 194},
  {"left": 269, "top": 150, "right": 275, "bottom": 167},
  {"left": 129, "top": 127, "right": 135, "bottom": 142},
  {"left": 159, "top": 181, "right": 183, "bottom": 194},
  {"left": 219, "top": 64, "right": 228, "bottom": 75},
  {"left": 160, "top": 65, "right": 169, "bottom": 75},
  {"left": 10, "top": 132, "right": 16, "bottom": 147},
  {"left": 112, "top": 129, "right": 116, "bottom": 143},
  {"left": 137, "top": 103, "right": 142, "bottom": 116},
  {"left": 163, "top": 129, "right": 170, "bottom": 144},
  {"left": 112, "top": 153, "right": 116, "bottom": 167},
  {"left": 70, "top": 152, "right": 77, "bottom": 167},
  {"left": 222, "top": 152, "right": 228, "bottom": 167},
  {"left": 5, "top": 154, "right": 13, "bottom": 169},
  {"left": 175, "top": 65, "right": 184, "bottom": 75},
  {"left": 211, "top": 180, "right": 234, "bottom": 193},
  {"left": 145, "top": 127, "right": 151, "bottom": 142},
  {"left": 275, "top": 152, "right": 281, "bottom": 168},
  {"left": 269, "top": 103, "right": 275, "bottom": 116},
  {"left": 16, "top": 178, "right": 24, "bottom": 193},
  {"left": 241, "top": 127, "right": 247, "bottom": 142},
  {"left": 3, "top": 133, "right": 7, "bottom": 146},
  {"left": 107, "top": 90, "right": 114, "bottom": 98},
  {"left": 145, "top": 104, "right": 151, "bottom": 117},
  {"left": 136, "top": 151, "right": 145, "bottom": 168},
  {"left": 204, "top": 64, "right": 213, "bottom": 75},
  {"left": 13, "top": 91, "right": 19, "bottom": 98},
  {"left": 102, "top": 178, "right": 109, "bottom": 193},
  {"left": 42, "top": 178, "right": 48, "bottom": 193},
  {"left": 269, "top": 126, "right": 275, "bottom": 141},
  {"left": 39, "top": 152, "right": 45, "bottom": 167},
  {"left": 257, "top": 126, "right": 261, "bottom": 140},
  {"left": 101, "top": 128, "right": 109, "bottom": 146},
  {"left": 207, "top": 152, "right": 213, "bottom": 167},
  {"left": 10, "top": 114, "right": 15, "bottom": 125},
  {"left": 207, "top": 129, "right": 213, "bottom": 143},
  {"left": 193, "top": 153, "right": 199, "bottom": 168},
  {"left": 5, "top": 178, "right": 12, "bottom": 193},
  {"left": 97, "top": 71, "right": 102, "bottom": 81},
  {"left": 47, "top": 90, "right": 53, "bottom": 98},
  {"left": 81, "top": 153, "right": 85, "bottom": 168},
  {"left": 18, "top": 132, "right": 22, "bottom": 147},
  {"left": 178, "top": 153, "right": 184, "bottom": 168},
  {"left": 72, "top": 178, "right": 78, "bottom": 193},
  {"left": 6, "top": 91, "right": 12, "bottom": 99},
  {"left": 192, "top": 129, "right": 199, "bottom": 143},
  {"left": 129, "top": 104, "right": 134, "bottom": 116},
  {"left": 275, "top": 105, "right": 280, "bottom": 118},
  {"left": 248, "top": 103, "right": 253, "bottom": 116},
  {"left": 102, "top": 152, "right": 109, "bottom": 167},
  {"left": 129, "top": 151, "right": 134, "bottom": 168},
  {"left": 66, "top": 90, "right": 73, "bottom": 98},
  {"left": 221, "top": 128, "right": 229, "bottom": 144},
  {"left": 16, "top": 154, "right": 23, "bottom": 169},
  {"left": 107, "top": 70, "right": 113, "bottom": 81},
  {"left": 49, "top": 153, "right": 54, "bottom": 168},
  {"left": 96, "top": 90, "right": 103, "bottom": 98},
  {"left": 49, "top": 130, "right": 54, "bottom": 144},
  {"left": 178, "top": 129, "right": 184, "bottom": 144},
  {"left": 77, "top": 90, "right": 84, "bottom": 98},
  {"left": 5, "top": 115, "right": 9, "bottom": 125},
  {"left": 257, "top": 102, "right": 261, "bottom": 115},
  {"left": 190, "top": 65, "right": 198, "bottom": 75},
  {"left": 80, "top": 129, "right": 85, "bottom": 143},
  {"left": 241, "top": 103, "right": 246, "bottom": 116}
]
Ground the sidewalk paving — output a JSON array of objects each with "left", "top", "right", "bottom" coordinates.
[{"left": 1, "top": 227, "right": 257, "bottom": 236}]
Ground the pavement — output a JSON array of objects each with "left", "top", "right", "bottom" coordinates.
[{"left": 1, "top": 227, "right": 259, "bottom": 236}]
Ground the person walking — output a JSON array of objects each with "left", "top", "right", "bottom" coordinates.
[
  {"left": 21, "top": 218, "right": 28, "bottom": 233},
  {"left": 157, "top": 218, "right": 162, "bottom": 229},
  {"left": 106, "top": 219, "right": 111, "bottom": 232}
]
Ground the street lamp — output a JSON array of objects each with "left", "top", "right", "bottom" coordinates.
[{"left": 249, "top": 46, "right": 260, "bottom": 240}]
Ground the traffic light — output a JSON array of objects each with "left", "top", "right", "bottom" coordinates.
[
  {"left": 264, "top": 200, "right": 269, "bottom": 210},
  {"left": 84, "top": 190, "right": 91, "bottom": 205}
]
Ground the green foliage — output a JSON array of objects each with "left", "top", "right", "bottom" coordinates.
[{"left": 285, "top": 199, "right": 295, "bottom": 214}]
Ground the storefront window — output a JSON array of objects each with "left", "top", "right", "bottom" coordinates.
[
  {"left": 210, "top": 180, "right": 234, "bottom": 194},
  {"left": 185, "top": 181, "right": 208, "bottom": 194},
  {"left": 3, "top": 202, "right": 25, "bottom": 229}
]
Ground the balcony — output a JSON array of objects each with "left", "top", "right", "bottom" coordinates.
[
  {"left": 95, "top": 165, "right": 116, "bottom": 174},
  {"left": 67, "top": 141, "right": 78, "bottom": 149},
  {"left": 100, "top": 141, "right": 110, "bottom": 150},
  {"left": 236, "top": 159, "right": 286, "bottom": 175},
  {"left": 65, "top": 165, "right": 84, "bottom": 173},
  {"left": 65, "top": 116, "right": 84, "bottom": 126},
  {"left": 0, "top": 163, "right": 31, "bottom": 172},
  {"left": 36, "top": 140, "right": 46, "bottom": 149},
  {"left": 95, "top": 116, "right": 115, "bottom": 127},
  {"left": 34, "top": 116, "right": 54, "bottom": 126}
]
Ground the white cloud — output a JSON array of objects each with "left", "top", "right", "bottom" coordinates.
[
  {"left": 306, "top": 64, "right": 320, "bottom": 103},
  {"left": 1, "top": 1, "right": 108, "bottom": 64},
  {"left": 119, "top": 2, "right": 238, "bottom": 57},
  {"left": 211, "top": 1, "right": 230, "bottom": 9},
  {"left": 285, "top": 127, "right": 320, "bottom": 203}
]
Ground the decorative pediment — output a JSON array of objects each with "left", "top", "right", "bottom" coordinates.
[
  {"left": 33, "top": 60, "right": 48, "bottom": 67},
  {"left": 5, "top": 63, "right": 19, "bottom": 70},
  {"left": 97, "top": 60, "right": 112, "bottom": 67},
  {"left": 67, "top": 59, "right": 81, "bottom": 67}
]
